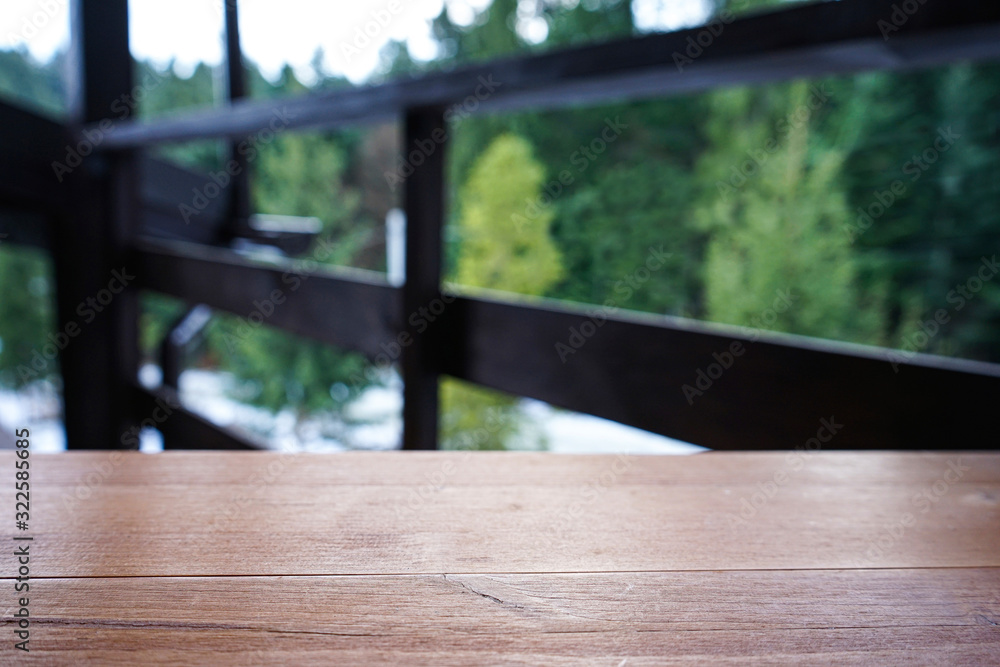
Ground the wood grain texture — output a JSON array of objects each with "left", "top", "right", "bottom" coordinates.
[
  {"left": 2, "top": 452, "right": 998, "bottom": 664},
  {"left": 4, "top": 570, "right": 998, "bottom": 665},
  {"left": 2, "top": 452, "right": 998, "bottom": 577}
]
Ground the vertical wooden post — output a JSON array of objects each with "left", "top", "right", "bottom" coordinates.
[
  {"left": 57, "top": 0, "right": 138, "bottom": 449},
  {"left": 224, "top": 1, "right": 247, "bottom": 103},
  {"left": 223, "top": 0, "right": 252, "bottom": 237},
  {"left": 159, "top": 1, "right": 248, "bottom": 450},
  {"left": 401, "top": 109, "right": 446, "bottom": 450}
]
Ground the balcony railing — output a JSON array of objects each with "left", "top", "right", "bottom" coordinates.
[{"left": 2, "top": 0, "right": 1000, "bottom": 450}]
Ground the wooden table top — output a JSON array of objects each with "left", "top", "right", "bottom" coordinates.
[{"left": 2, "top": 451, "right": 998, "bottom": 664}]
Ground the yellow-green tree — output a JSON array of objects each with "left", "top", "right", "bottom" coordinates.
[
  {"left": 695, "top": 82, "right": 885, "bottom": 343},
  {"left": 453, "top": 134, "right": 565, "bottom": 295},
  {"left": 442, "top": 134, "right": 565, "bottom": 450}
]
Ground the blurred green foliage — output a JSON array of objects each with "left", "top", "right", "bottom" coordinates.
[
  {"left": 441, "top": 134, "right": 562, "bottom": 450},
  {"left": 0, "top": 246, "right": 58, "bottom": 388}
]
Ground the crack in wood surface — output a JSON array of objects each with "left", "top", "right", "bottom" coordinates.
[{"left": 443, "top": 574, "right": 526, "bottom": 610}]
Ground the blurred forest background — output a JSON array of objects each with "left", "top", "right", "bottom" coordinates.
[{"left": 1, "top": 0, "right": 999, "bottom": 449}]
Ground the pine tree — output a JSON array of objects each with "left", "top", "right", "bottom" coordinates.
[
  {"left": 695, "top": 81, "right": 885, "bottom": 343},
  {"left": 442, "top": 134, "right": 565, "bottom": 450},
  {"left": 453, "top": 134, "right": 565, "bottom": 295}
]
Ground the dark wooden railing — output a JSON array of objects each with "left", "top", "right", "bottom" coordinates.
[{"left": 3, "top": 0, "right": 1000, "bottom": 450}]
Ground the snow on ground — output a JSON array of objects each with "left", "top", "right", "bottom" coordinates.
[
  {"left": 0, "top": 381, "right": 65, "bottom": 452},
  {"left": 1, "top": 367, "right": 706, "bottom": 455},
  {"left": 521, "top": 400, "right": 705, "bottom": 455}
]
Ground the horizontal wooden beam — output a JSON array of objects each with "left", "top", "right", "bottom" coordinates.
[
  {"left": 133, "top": 238, "right": 401, "bottom": 359},
  {"left": 2, "top": 152, "right": 227, "bottom": 253},
  {"left": 132, "top": 384, "right": 266, "bottom": 450},
  {"left": 131, "top": 235, "right": 1000, "bottom": 449},
  {"left": 0, "top": 100, "right": 233, "bottom": 251},
  {"left": 0, "top": 207, "right": 51, "bottom": 251},
  {"left": 0, "top": 100, "right": 68, "bottom": 215},
  {"left": 138, "top": 156, "right": 229, "bottom": 245},
  {"left": 438, "top": 293, "right": 1000, "bottom": 450},
  {"left": 140, "top": 156, "right": 319, "bottom": 252},
  {"left": 93, "top": 0, "right": 1000, "bottom": 148}
]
